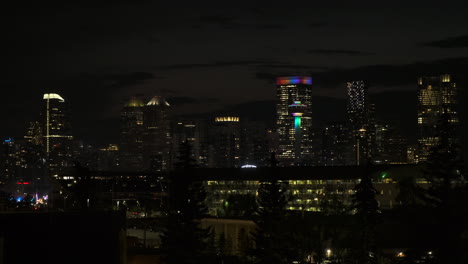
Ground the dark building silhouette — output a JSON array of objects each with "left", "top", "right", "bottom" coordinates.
[
  {"left": 210, "top": 116, "right": 241, "bottom": 168},
  {"left": 321, "top": 123, "right": 354, "bottom": 166},
  {"left": 143, "top": 96, "right": 171, "bottom": 172},
  {"left": 240, "top": 120, "right": 269, "bottom": 167},
  {"left": 374, "top": 123, "right": 408, "bottom": 164},
  {"left": 119, "top": 96, "right": 145, "bottom": 171},
  {"left": 0, "top": 138, "right": 20, "bottom": 183},
  {"left": 172, "top": 119, "right": 205, "bottom": 166}
]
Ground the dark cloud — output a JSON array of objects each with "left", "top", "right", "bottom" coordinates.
[
  {"left": 196, "top": 14, "right": 245, "bottom": 29},
  {"left": 421, "top": 35, "right": 468, "bottom": 48},
  {"left": 256, "top": 57, "right": 468, "bottom": 90},
  {"left": 158, "top": 59, "right": 281, "bottom": 70},
  {"left": 308, "top": 49, "right": 371, "bottom": 56},
  {"left": 258, "top": 24, "right": 284, "bottom": 29},
  {"left": 307, "top": 22, "right": 327, "bottom": 28},
  {"left": 198, "top": 15, "right": 236, "bottom": 25},
  {"left": 167, "top": 96, "right": 219, "bottom": 106},
  {"left": 73, "top": 72, "right": 157, "bottom": 92},
  {"left": 260, "top": 64, "right": 326, "bottom": 70}
]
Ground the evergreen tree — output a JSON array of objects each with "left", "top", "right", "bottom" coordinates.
[
  {"left": 350, "top": 163, "right": 380, "bottom": 264},
  {"left": 160, "top": 141, "right": 213, "bottom": 264},
  {"left": 252, "top": 152, "right": 292, "bottom": 264},
  {"left": 421, "top": 111, "right": 466, "bottom": 264}
]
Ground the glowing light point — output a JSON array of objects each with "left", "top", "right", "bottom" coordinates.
[{"left": 294, "top": 116, "right": 301, "bottom": 129}]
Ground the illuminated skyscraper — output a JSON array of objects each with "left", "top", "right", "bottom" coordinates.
[
  {"left": 417, "top": 74, "right": 458, "bottom": 162},
  {"left": 276, "top": 76, "right": 313, "bottom": 165},
  {"left": 42, "top": 93, "right": 73, "bottom": 175},
  {"left": 143, "top": 96, "right": 171, "bottom": 171},
  {"left": 346, "top": 81, "right": 374, "bottom": 165},
  {"left": 347, "top": 81, "right": 369, "bottom": 130},
  {"left": 119, "top": 96, "right": 144, "bottom": 171}
]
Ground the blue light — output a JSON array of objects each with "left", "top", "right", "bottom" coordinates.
[
  {"left": 16, "top": 197, "right": 23, "bottom": 202},
  {"left": 4, "top": 138, "right": 13, "bottom": 143}
]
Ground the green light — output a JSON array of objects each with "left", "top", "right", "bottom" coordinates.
[
  {"left": 295, "top": 116, "right": 301, "bottom": 129},
  {"left": 224, "top": 201, "right": 229, "bottom": 207},
  {"left": 381, "top": 173, "right": 387, "bottom": 179}
]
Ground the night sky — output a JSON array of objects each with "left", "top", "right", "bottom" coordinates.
[{"left": 3, "top": 2, "right": 468, "bottom": 147}]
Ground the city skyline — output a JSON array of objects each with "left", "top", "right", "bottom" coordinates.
[
  {"left": 2, "top": 4, "right": 468, "bottom": 263},
  {"left": 2, "top": 3, "right": 467, "bottom": 147}
]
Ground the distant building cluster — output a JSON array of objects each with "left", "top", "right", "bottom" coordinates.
[{"left": 0, "top": 74, "right": 460, "bottom": 186}]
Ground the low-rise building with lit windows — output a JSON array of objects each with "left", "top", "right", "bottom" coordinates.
[{"left": 196, "top": 165, "right": 425, "bottom": 216}]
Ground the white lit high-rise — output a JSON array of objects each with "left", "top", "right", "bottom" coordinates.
[
  {"left": 346, "top": 80, "right": 375, "bottom": 165},
  {"left": 42, "top": 93, "right": 73, "bottom": 175}
]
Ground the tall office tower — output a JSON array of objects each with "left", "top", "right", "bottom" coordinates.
[
  {"left": 276, "top": 76, "right": 313, "bottom": 166},
  {"left": 240, "top": 120, "right": 269, "bottom": 167},
  {"left": 142, "top": 96, "right": 171, "bottom": 172},
  {"left": 120, "top": 96, "right": 144, "bottom": 171},
  {"left": 173, "top": 120, "right": 201, "bottom": 166},
  {"left": 321, "top": 123, "right": 354, "bottom": 166},
  {"left": 42, "top": 93, "right": 73, "bottom": 175},
  {"left": 346, "top": 81, "right": 374, "bottom": 165},
  {"left": 211, "top": 116, "right": 241, "bottom": 168},
  {"left": 417, "top": 74, "right": 458, "bottom": 162}
]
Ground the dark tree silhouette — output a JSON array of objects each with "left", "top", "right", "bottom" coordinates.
[
  {"left": 350, "top": 163, "right": 380, "bottom": 264},
  {"left": 223, "top": 193, "right": 257, "bottom": 218},
  {"left": 0, "top": 191, "right": 16, "bottom": 211},
  {"left": 421, "top": 111, "right": 466, "bottom": 264},
  {"left": 395, "top": 175, "right": 424, "bottom": 208},
  {"left": 160, "top": 141, "right": 213, "bottom": 264},
  {"left": 69, "top": 162, "right": 98, "bottom": 210},
  {"left": 252, "top": 152, "right": 293, "bottom": 264}
]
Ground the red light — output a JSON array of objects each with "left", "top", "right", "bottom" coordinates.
[
  {"left": 16, "top": 182, "right": 30, "bottom": 185},
  {"left": 23, "top": 182, "right": 30, "bottom": 185},
  {"left": 17, "top": 182, "right": 22, "bottom": 185}
]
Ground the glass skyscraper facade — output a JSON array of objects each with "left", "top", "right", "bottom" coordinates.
[{"left": 417, "top": 74, "right": 458, "bottom": 162}]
